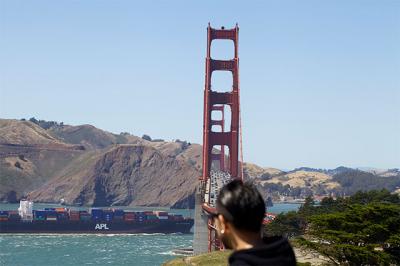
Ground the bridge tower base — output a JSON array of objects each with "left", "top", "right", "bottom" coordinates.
[{"left": 193, "top": 188, "right": 209, "bottom": 255}]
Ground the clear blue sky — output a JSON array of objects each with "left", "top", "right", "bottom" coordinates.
[{"left": 1, "top": 0, "right": 399, "bottom": 170}]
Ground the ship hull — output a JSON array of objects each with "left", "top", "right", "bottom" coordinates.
[{"left": 0, "top": 220, "right": 194, "bottom": 234}]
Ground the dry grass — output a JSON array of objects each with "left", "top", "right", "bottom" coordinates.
[
  {"left": 244, "top": 162, "right": 283, "bottom": 178},
  {"left": 261, "top": 170, "right": 340, "bottom": 189},
  {"left": 163, "top": 251, "right": 231, "bottom": 266},
  {"left": 0, "top": 119, "right": 61, "bottom": 145}
]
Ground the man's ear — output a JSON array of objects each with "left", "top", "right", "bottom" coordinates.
[{"left": 218, "top": 214, "right": 231, "bottom": 234}]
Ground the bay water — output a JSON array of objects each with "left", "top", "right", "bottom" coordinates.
[{"left": 0, "top": 203, "right": 300, "bottom": 265}]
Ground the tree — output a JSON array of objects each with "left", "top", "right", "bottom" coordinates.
[
  {"left": 264, "top": 211, "right": 306, "bottom": 238},
  {"left": 141, "top": 134, "right": 152, "bottom": 141},
  {"left": 29, "top": 117, "right": 38, "bottom": 123},
  {"left": 260, "top": 172, "right": 271, "bottom": 180},
  {"left": 265, "top": 196, "right": 273, "bottom": 207},
  {"left": 14, "top": 161, "right": 23, "bottom": 169},
  {"left": 298, "top": 195, "right": 315, "bottom": 216},
  {"left": 302, "top": 203, "right": 400, "bottom": 265},
  {"left": 349, "top": 189, "right": 400, "bottom": 204},
  {"left": 265, "top": 190, "right": 400, "bottom": 265}
]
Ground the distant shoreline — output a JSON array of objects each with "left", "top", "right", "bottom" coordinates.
[{"left": 274, "top": 200, "right": 304, "bottom": 204}]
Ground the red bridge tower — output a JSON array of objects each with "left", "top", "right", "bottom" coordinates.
[
  {"left": 193, "top": 23, "right": 243, "bottom": 254},
  {"left": 201, "top": 23, "right": 242, "bottom": 182}
]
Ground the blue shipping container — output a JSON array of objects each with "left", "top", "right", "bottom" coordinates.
[{"left": 34, "top": 211, "right": 47, "bottom": 218}]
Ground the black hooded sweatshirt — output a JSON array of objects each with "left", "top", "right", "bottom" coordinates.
[{"left": 228, "top": 236, "right": 296, "bottom": 266}]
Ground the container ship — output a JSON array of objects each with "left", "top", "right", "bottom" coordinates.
[{"left": 0, "top": 200, "right": 194, "bottom": 234}]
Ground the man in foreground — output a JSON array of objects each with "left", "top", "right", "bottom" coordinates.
[{"left": 212, "top": 179, "right": 296, "bottom": 266}]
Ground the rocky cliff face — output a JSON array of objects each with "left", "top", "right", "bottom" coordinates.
[{"left": 29, "top": 144, "right": 200, "bottom": 207}]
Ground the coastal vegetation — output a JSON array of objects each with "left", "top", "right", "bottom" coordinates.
[{"left": 264, "top": 189, "right": 400, "bottom": 265}]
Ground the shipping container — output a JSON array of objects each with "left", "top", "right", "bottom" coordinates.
[
  {"left": 33, "top": 210, "right": 46, "bottom": 217},
  {"left": 172, "top": 215, "right": 184, "bottom": 221},
  {"left": 91, "top": 209, "right": 103, "bottom": 220},
  {"left": 146, "top": 215, "right": 158, "bottom": 220},
  {"left": 123, "top": 212, "right": 135, "bottom": 221},
  {"left": 113, "top": 209, "right": 124, "bottom": 216},
  {"left": 103, "top": 212, "right": 114, "bottom": 221},
  {"left": 68, "top": 210, "right": 79, "bottom": 217},
  {"left": 57, "top": 212, "right": 68, "bottom": 220}
]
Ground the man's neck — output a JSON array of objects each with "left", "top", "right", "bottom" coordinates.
[{"left": 232, "top": 230, "right": 264, "bottom": 251}]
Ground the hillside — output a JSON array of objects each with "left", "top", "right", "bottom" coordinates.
[
  {"left": 255, "top": 167, "right": 400, "bottom": 201},
  {"left": 0, "top": 119, "right": 86, "bottom": 202},
  {"left": 261, "top": 170, "right": 339, "bottom": 189},
  {"left": 28, "top": 144, "right": 200, "bottom": 207},
  {"left": 243, "top": 162, "right": 283, "bottom": 179},
  {"left": 1, "top": 117, "right": 399, "bottom": 206},
  {"left": 48, "top": 124, "right": 145, "bottom": 150},
  {"left": 0, "top": 118, "right": 203, "bottom": 206},
  {"left": 0, "top": 119, "right": 62, "bottom": 145}
]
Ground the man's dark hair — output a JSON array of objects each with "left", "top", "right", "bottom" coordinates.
[{"left": 216, "top": 179, "right": 265, "bottom": 232}]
